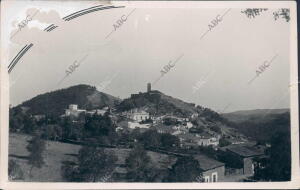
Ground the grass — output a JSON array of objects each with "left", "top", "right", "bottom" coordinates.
[
  {"left": 9, "top": 132, "right": 176, "bottom": 182},
  {"left": 9, "top": 133, "right": 80, "bottom": 182}
]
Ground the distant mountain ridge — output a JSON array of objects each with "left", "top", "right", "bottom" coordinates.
[
  {"left": 14, "top": 84, "right": 233, "bottom": 130},
  {"left": 222, "top": 109, "right": 290, "bottom": 142},
  {"left": 222, "top": 108, "right": 289, "bottom": 123},
  {"left": 14, "top": 84, "right": 275, "bottom": 141},
  {"left": 15, "top": 84, "right": 121, "bottom": 116}
]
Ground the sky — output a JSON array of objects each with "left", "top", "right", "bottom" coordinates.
[{"left": 3, "top": 1, "right": 292, "bottom": 113}]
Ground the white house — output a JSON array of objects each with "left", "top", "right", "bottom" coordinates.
[
  {"left": 172, "top": 122, "right": 193, "bottom": 131},
  {"left": 86, "top": 109, "right": 107, "bottom": 116},
  {"left": 64, "top": 104, "right": 110, "bottom": 117},
  {"left": 191, "top": 113, "right": 199, "bottom": 119},
  {"left": 124, "top": 109, "right": 150, "bottom": 122},
  {"left": 186, "top": 122, "right": 193, "bottom": 129},
  {"left": 195, "top": 133, "right": 219, "bottom": 146},
  {"left": 128, "top": 122, "right": 151, "bottom": 129},
  {"left": 65, "top": 104, "right": 86, "bottom": 117}
]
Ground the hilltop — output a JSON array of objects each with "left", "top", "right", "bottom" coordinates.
[
  {"left": 117, "top": 90, "right": 198, "bottom": 117},
  {"left": 12, "top": 84, "right": 241, "bottom": 140},
  {"left": 14, "top": 84, "right": 121, "bottom": 117}
]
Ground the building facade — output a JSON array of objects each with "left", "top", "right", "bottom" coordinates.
[
  {"left": 128, "top": 121, "right": 151, "bottom": 129},
  {"left": 65, "top": 104, "right": 86, "bottom": 117},
  {"left": 221, "top": 144, "right": 265, "bottom": 175},
  {"left": 194, "top": 155, "right": 225, "bottom": 182},
  {"left": 124, "top": 109, "right": 150, "bottom": 122}
]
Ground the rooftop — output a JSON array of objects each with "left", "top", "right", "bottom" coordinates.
[
  {"left": 196, "top": 132, "right": 214, "bottom": 139},
  {"left": 153, "top": 124, "right": 175, "bottom": 133},
  {"left": 194, "top": 155, "right": 225, "bottom": 171},
  {"left": 223, "top": 144, "right": 265, "bottom": 157}
]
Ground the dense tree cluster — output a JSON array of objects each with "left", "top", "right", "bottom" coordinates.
[
  {"left": 218, "top": 137, "right": 232, "bottom": 147},
  {"left": 8, "top": 160, "right": 24, "bottom": 180},
  {"left": 163, "top": 117, "right": 180, "bottom": 126},
  {"left": 137, "top": 129, "right": 180, "bottom": 149},
  {"left": 9, "top": 106, "right": 118, "bottom": 145},
  {"left": 125, "top": 144, "right": 159, "bottom": 182},
  {"left": 61, "top": 146, "right": 118, "bottom": 182},
  {"left": 165, "top": 156, "right": 202, "bottom": 182},
  {"left": 253, "top": 131, "right": 291, "bottom": 181},
  {"left": 26, "top": 133, "right": 46, "bottom": 176}
]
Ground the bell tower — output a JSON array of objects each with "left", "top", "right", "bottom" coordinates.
[{"left": 147, "top": 83, "right": 151, "bottom": 92}]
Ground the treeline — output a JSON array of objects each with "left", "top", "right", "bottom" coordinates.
[
  {"left": 61, "top": 142, "right": 205, "bottom": 182},
  {"left": 9, "top": 107, "right": 118, "bottom": 145}
]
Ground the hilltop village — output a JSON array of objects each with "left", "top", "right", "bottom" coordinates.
[{"left": 9, "top": 83, "right": 279, "bottom": 182}]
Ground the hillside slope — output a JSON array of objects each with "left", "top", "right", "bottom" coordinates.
[
  {"left": 222, "top": 108, "right": 289, "bottom": 123},
  {"left": 223, "top": 110, "right": 290, "bottom": 143},
  {"left": 14, "top": 84, "right": 121, "bottom": 116},
  {"left": 117, "top": 90, "right": 240, "bottom": 137},
  {"left": 12, "top": 84, "right": 240, "bottom": 139},
  {"left": 117, "top": 90, "right": 198, "bottom": 117}
]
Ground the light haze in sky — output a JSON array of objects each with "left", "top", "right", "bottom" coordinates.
[{"left": 4, "top": 1, "right": 291, "bottom": 112}]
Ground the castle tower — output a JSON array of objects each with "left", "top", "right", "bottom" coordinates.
[{"left": 147, "top": 83, "right": 151, "bottom": 92}]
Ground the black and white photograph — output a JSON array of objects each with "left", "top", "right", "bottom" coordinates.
[{"left": 0, "top": 0, "right": 299, "bottom": 189}]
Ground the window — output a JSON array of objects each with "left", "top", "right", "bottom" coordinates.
[
  {"left": 212, "top": 172, "right": 218, "bottom": 182},
  {"left": 204, "top": 176, "right": 210, "bottom": 182}
]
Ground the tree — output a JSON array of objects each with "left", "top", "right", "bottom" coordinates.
[
  {"left": 42, "top": 124, "right": 63, "bottom": 141},
  {"left": 139, "top": 129, "right": 161, "bottom": 148},
  {"left": 125, "top": 143, "right": 158, "bottom": 182},
  {"left": 26, "top": 133, "right": 46, "bottom": 176},
  {"left": 61, "top": 117, "right": 73, "bottom": 139},
  {"left": 254, "top": 131, "right": 291, "bottom": 181},
  {"left": 210, "top": 125, "right": 221, "bottom": 133},
  {"left": 189, "top": 126, "right": 204, "bottom": 134},
  {"left": 61, "top": 161, "right": 81, "bottom": 182},
  {"left": 9, "top": 115, "right": 24, "bottom": 132},
  {"left": 77, "top": 146, "right": 118, "bottom": 182},
  {"left": 160, "top": 133, "right": 179, "bottom": 148},
  {"left": 166, "top": 156, "right": 202, "bottom": 182},
  {"left": 219, "top": 137, "right": 231, "bottom": 147},
  {"left": 8, "top": 160, "right": 24, "bottom": 180},
  {"left": 9, "top": 107, "right": 24, "bottom": 131},
  {"left": 163, "top": 117, "right": 179, "bottom": 126},
  {"left": 129, "top": 128, "right": 141, "bottom": 142},
  {"left": 84, "top": 113, "right": 116, "bottom": 139},
  {"left": 23, "top": 115, "right": 38, "bottom": 134}
]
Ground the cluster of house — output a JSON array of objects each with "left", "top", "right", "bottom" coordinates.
[
  {"left": 62, "top": 104, "right": 110, "bottom": 117},
  {"left": 109, "top": 142, "right": 266, "bottom": 183},
  {"left": 61, "top": 103, "right": 222, "bottom": 148},
  {"left": 177, "top": 132, "right": 220, "bottom": 147},
  {"left": 192, "top": 143, "right": 266, "bottom": 182},
  {"left": 120, "top": 108, "right": 221, "bottom": 147},
  {"left": 122, "top": 108, "right": 150, "bottom": 122}
]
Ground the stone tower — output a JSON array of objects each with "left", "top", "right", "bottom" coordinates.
[{"left": 147, "top": 83, "right": 151, "bottom": 92}]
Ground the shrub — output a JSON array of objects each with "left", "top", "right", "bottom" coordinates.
[{"left": 8, "top": 160, "right": 24, "bottom": 180}]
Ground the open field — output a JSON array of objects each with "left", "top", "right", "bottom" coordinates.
[
  {"left": 9, "top": 133, "right": 177, "bottom": 182},
  {"left": 9, "top": 133, "right": 81, "bottom": 181}
]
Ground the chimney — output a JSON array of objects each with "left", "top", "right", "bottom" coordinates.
[{"left": 147, "top": 83, "right": 151, "bottom": 92}]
